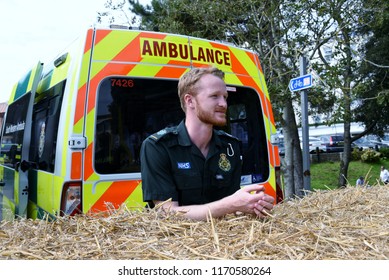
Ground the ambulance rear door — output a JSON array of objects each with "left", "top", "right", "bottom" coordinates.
[{"left": 0, "top": 62, "right": 43, "bottom": 220}]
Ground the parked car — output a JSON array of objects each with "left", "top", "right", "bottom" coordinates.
[
  {"left": 381, "top": 133, "right": 389, "bottom": 146},
  {"left": 365, "top": 135, "right": 389, "bottom": 149},
  {"left": 353, "top": 137, "right": 376, "bottom": 151},
  {"left": 319, "top": 135, "right": 344, "bottom": 153},
  {"left": 278, "top": 136, "right": 285, "bottom": 156},
  {"left": 300, "top": 137, "right": 326, "bottom": 153}
]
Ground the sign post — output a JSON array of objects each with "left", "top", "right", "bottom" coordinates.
[{"left": 289, "top": 56, "right": 311, "bottom": 195}]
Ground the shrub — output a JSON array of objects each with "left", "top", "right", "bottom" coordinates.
[
  {"left": 351, "top": 148, "right": 363, "bottom": 161},
  {"left": 361, "top": 149, "right": 381, "bottom": 163},
  {"left": 379, "top": 147, "right": 389, "bottom": 159}
]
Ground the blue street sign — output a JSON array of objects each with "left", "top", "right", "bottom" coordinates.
[{"left": 289, "top": 73, "right": 313, "bottom": 92}]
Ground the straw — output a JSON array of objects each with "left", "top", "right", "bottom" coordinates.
[{"left": 1, "top": 184, "right": 388, "bottom": 260}]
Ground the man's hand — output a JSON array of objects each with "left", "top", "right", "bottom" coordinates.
[
  {"left": 253, "top": 190, "right": 275, "bottom": 217},
  {"left": 231, "top": 184, "right": 275, "bottom": 217}
]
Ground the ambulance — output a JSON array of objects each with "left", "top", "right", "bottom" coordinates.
[{"left": 0, "top": 26, "right": 283, "bottom": 221}]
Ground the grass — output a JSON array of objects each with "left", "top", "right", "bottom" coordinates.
[{"left": 310, "top": 158, "right": 388, "bottom": 190}]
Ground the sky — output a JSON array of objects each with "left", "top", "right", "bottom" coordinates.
[{"left": 0, "top": 0, "right": 141, "bottom": 103}]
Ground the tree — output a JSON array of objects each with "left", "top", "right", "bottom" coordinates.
[
  {"left": 354, "top": 0, "right": 389, "bottom": 136},
  {"left": 289, "top": 0, "right": 362, "bottom": 187},
  {"left": 97, "top": 0, "right": 139, "bottom": 26},
  {"left": 293, "top": 0, "right": 389, "bottom": 186}
]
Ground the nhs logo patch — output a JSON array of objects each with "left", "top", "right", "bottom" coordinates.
[{"left": 177, "top": 162, "right": 191, "bottom": 169}]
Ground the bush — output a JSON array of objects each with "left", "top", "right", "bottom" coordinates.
[
  {"left": 379, "top": 147, "right": 389, "bottom": 159},
  {"left": 361, "top": 149, "right": 381, "bottom": 163},
  {"left": 351, "top": 148, "right": 363, "bottom": 161}
]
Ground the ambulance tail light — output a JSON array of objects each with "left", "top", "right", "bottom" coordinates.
[
  {"left": 60, "top": 182, "right": 82, "bottom": 216},
  {"left": 275, "top": 166, "right": 284, "bottom": 203}
]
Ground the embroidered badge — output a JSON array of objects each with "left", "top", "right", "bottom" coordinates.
[
  {"left": 177, "top": 162, "right": 191, "bottom": 169},
  {"left": 218, "top": 153, "right": 231, "bottom": 172}
]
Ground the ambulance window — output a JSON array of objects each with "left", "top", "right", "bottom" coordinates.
[
  {"left": 95, "top": 77, "right": 183, "bottom": 174},
  {"left": 226, "top": 87, "right": 269, "bottom": 181},
  {"left": 0, "top": 93, "right": 30, "bottom": 168},
  {"left": 29, "top": 81, "right": 65, "bottom": 172}
]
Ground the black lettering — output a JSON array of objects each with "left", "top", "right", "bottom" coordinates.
[
  {"left": 153, "top": 41, "right": 167, "bottom": 57},
  {"left": 142, "top": 40, "right": 152, "bottom": 55},
  {"left": 142, "top": 39, "right": 231, "bottom": 66},
  {"left": 189, "top": 45, "right": 196, "bottom": 61},
  {"left": 179, "top": 44, "right": 189, "bottom": 59},
  {"left": 206, "top": 48, "right": 215, "bottom": 63},
  {"left": 215, "top": 50, "right": 223, "bottom": 64},
  {"left": 197, "top": 47, "right": 206, "bottom": 62},
  {"left": 169, "top": 42, "right": 178, "bottom": 58},
  {"left": 224, "top": 51, "right": 231, "bottom": 66}
]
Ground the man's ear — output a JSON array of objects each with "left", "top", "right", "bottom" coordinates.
[{"left": 185, "top": 93, "right": 194, "bottom": 109}]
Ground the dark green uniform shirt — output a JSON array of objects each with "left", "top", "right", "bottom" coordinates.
[{"left": 140, "top": 120, "right": 242, "bottom": 206}]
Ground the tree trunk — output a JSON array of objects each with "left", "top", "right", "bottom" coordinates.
[
  {"left": 293, "top": 135, "right": 304, "bottom": 196},
  {"left": 281, "top": 141, "right": 294, "bottom": 199},
  {"left": 282, "top": 100, "right": 303, "bottom": 199},
  {"left": 339, "top": 119, "right": 352, "bottom": 187}
]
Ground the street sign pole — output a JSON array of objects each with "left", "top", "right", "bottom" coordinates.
[{"left": 300, "top": 56, "right": 311, "bottom": 195}]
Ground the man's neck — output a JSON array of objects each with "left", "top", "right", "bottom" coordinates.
[{"left": 185, "top": 119, "right": 213, "bottom": 157}]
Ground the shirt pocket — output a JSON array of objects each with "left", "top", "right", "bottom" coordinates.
[
  {"left": 174, "top": 171, "right": 203, "bottom": 204},
  {"left": 210, "top": 172, "right": 234, "bottom": 189},
  {"left": 205, "top": 172, "right": 237, "bottom": 202}
]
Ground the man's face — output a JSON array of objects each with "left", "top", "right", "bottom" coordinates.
[{"left": 192, "top": 74, "right": 228, "bottom": 126}]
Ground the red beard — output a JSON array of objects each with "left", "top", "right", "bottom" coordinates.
[{"left": 196, "top": 105, "right": 227, "bottom": 127}]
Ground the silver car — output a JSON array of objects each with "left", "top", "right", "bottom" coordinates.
[{"left": 300, "top": 137, "right": 327, "bottom": 153}]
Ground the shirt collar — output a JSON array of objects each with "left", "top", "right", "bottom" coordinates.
[
  {"left": 176, "top": 120, "right": 191, "bottom": 146},
  {"left": 176, "top": 120, "right": 223, "bottom": 148}
]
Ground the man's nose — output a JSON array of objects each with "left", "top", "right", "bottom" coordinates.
[{"left": 218, "top": 96, "right": 227, "bottom": 108}]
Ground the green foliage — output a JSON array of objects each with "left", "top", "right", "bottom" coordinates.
[
  {"left": 379, "top": 147, "right": 389, "bottom": 159},
  {"left": 351, "top": 147, "right": 363, "bottom": 161},
  {"left": 354, "top": 0, "right": 389, "bottom": 136},
  {"left": 360, "top": 149, "right": 381, "bottom": 163},
  {"left": 352, "top": 147, "right": 389, "bottom": 162}
]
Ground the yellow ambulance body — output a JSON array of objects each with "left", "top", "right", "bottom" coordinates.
[{"left": 0, "top": 27, "right": 282, "bottom": 220}]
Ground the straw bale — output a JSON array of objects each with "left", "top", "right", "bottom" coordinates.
[{"left": 1, "top": 184, "right": 389, "bottom": 260}]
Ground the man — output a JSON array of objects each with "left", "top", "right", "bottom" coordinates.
[
  {"left": 140, "top": 66, "right": 274, "bottom": 221},
  {"left": 380, "top": 166, "right": 389, "bottom": 184},
  {"left": 356, "top": 176, "right": 364, "bottom": 187}
]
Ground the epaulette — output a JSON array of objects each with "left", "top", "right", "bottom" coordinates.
[
  {"left": 215, "top": 129, "right": 240, "bottom": 142},
  {"left": 149, "top": 127, "right": 178, "bottom": 142}
]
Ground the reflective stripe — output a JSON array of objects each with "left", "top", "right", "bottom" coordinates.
[
  {"left": 71, "top": 152, "right": 82, "bottom": 180},
  {"left": 85, "top": 180, "right": 142, "bottom": 213}
]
